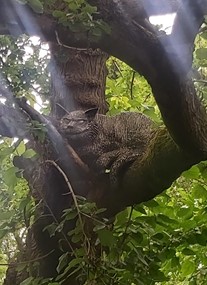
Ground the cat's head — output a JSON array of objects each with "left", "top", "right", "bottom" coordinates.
[{"left": 60, "top": 108, "right": 98, "bottom": 141}]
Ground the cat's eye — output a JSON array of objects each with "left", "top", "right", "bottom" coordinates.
[
  {"left": 62, "top": 118, "right": 71, "bottom": 123},
  {"left": 61, "top": 118, "right": 86, "bottom": 124}
]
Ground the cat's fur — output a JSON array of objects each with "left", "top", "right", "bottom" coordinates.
[{"left": 59, "top": 108, "right": 154, "bottom": 185}]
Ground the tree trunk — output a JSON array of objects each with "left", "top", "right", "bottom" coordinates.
[
  {"left": 4, "top": 47, "right": 110, "bottom": 284},
  {"left": 2, "top": 1, "right": 207, "bottom": 284},
  {"left": 49, "top": 43, "right": 109, "bottom": 118}
]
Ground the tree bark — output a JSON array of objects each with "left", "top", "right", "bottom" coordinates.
[
  {"left": 49, "top": 44, "right": 109, "bottom": 117},
  {"left": 2, "top": 0, "right": 207, "bottom": 283},
  {"left": 3, "top": 48, "right": 111, "bottom": 283}
]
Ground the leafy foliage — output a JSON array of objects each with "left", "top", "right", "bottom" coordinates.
[
  {"left": 0, "top": 22, "right": 207, "bottom": 285},
  {"left": 44, "top": 0, "right": 110, "bottom": 40},
  {"left": 0, "top": 138, "right": 32, "bottom": 283},
  {"left": 0, "top": 35, "right": 50, "bottom": 110},
  {"left": 106, "top": 58, "right": 162, "bottom": 123}
]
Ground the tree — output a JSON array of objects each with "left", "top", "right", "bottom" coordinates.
[{"left": 1, "top": 0, "right": 207, "bottom": 284}]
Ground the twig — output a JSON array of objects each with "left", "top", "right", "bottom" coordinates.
[
  {"left": 113, "top": 60, "right": 123, "bottom": 77},
  {"left": 56, "top": 102, "right": 70, "bottom": 114},
  {"left": 45, "top": 160, "right": 91, "bottom": 254},
  {"left": 55, "top": 30, "right": 88, "bottom": 51},
  {"left": 81, "top": 212, "right": 107, "bottom": 227},
  {"left": 0, "top": 249, "right": 55, "bottom": 267},
  {"left": 119, "top": 206, "right": 134, "bottom": 256},
  {"left": 130, "top": 71, "right": 136, "bottom": 99},
  {"left": 30, "top": 162, "right": 77, "bottom": 258}
]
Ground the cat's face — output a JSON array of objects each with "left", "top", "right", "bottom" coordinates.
[{"left": 60, "top": 108, "right": 98, "bottom": 141}]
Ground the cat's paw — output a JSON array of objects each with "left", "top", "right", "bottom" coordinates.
[
  {"left": 95, "top": 151, "right": 120, "bottom": 173},
  {"left": 109, "top": 151, "right": 140, "bottom": 189}
]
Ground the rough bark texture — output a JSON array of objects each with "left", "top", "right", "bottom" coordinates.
[
  {"left": 49, "top": 44, "right": 109, "bottom": 117},
  {"left": 1, "top": 0, "right": 207, "bottom": 284}
]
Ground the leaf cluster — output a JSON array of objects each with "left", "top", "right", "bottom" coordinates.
[
  {"left": 43, "top": 0, "right": 111, "bottom": 40},
  {"left": 1, "top": 26, "right": 207, "bottom": 284}
]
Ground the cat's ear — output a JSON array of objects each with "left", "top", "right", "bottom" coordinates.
[{"left": 85, "top": 108, "right": 98, "bottom": 121}]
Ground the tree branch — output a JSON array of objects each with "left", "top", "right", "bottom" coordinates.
[
  {"left": 16, "top": 99, "right": 94, "bottom": 195},
  {"left": 172, "top": 0, "right": 207, "bottom": 44},
  {"left": 1, "top": 0, "right": 207, "bottom": 213},
  {"left": 0, "top": 103, "right": 29, "bottom": 138},
  {"left": 97, "top": 128, "right": 202, "bottom": 217}
]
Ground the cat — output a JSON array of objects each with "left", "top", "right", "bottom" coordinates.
[{"left": 59, "top": 108, "right": 154, "bottom": 186}]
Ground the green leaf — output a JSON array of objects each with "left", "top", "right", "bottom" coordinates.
[
  {"left": 93, "top": 223, "right": 106, "bottom": 232},
  {"left": 16, "top": 141, "right": 25, "bottom": 155},
  {"left": 136, "top": 215, "right": 156, "bottom": 227},
  {"left": 144, "top": 199, "right": 160, "bottom": 208},
  {"left": 83, "top": 4, "right": 97, "bottom": 14},
  {"left": 189, "top": 281, "right": 197, "bottom": 285},
  {"left": 4, "top": 166, "right": 18, "bottom": 189},
  {"left": 196, "top": 48, "right": 207, "bottom": 60},
  {"left": 64, "top": 211, "right": 78, "bottom": 221},
  {"left": 136, "top": 251, "right": 148, "bottom": 266},
  {"left": 166, "top": 248, "right": 176, "bottom": 259},
  {"left": 171, "top": 257, "right": 180, "bottom": 268},
  {"left": 182, "top": 165, "right": 200, "bottom": 179},
  {"left": 0, "top": 229, "right": 8, "bottom": 239},
  {"left": 192, "top": 184, "right": 207, "bottom": 201},
  {"left": 97, "top": 229, "right": 115, "bottom": 246},
  {"left": 143, "top": 107, "right": 158, "bottom": 122},
  {"left": 44, "top": 223, "right": 57, "bottom": 237},
  {"left": 68, "top": 2, "right": 78, "bottom": 11},
  {"left": 196, "top": 233, "right": 207, "bottom": 246},
  {"left": 0, "top": 211, "right": 15, "bottom": 221},
  {"left": 177, "top": 207, "right": 193, "bottom": 219},
  {"left": 186, "top": 233, "right": 198, "bottom": 245},
  {"left": 182, "top": 248, "right": 195, "bottom": 256},
  {"left": 23, "top": 148, "right": 36, "bottom": 158},
  {"left": 52, "top": 10, "right": 66, "bottom": 18},
  {"left": 201, "top": 31, "right": 207, "bottom": 40},
  {"left": 71, "top": 232, "right": 82, "bottom": 243},
  {"left": 152, "top": 233, "right": 164, "bottom": 240},
  {"left": 134, "top": 205, "right": 147, "bottom": 215},
  {"left": 27, "top": 0, "right": 43, "bottom": 13},
  {"left": 67, "top": 257, "right": 83, "bottom": 270},
  {"left": 157, "top": 214, "right": 177, "bottom": 225},
  {"left": 95, "top": 207, "right": 106, "bottom": 214},
  {"left": 181, "top": 260, "right": 196, "bottom": 277},
  {"left": 57, "top": 253, "right": 68, "bottom": 273},
  {"left": 201, "top": 167, "right": 207, "bottom": 179},
  {"left": 0, "top": 147, "right": 13, "bottom": 160},
  {"left": 131, "top": 231, "right": 144, "bottom": 244},
  {"left": 19, "top": 196, "right": 31, "bottom": 211},
  {"left": 199, "top": 162, "right": 207, "bottom": 179},
  {"left": 115, "top": 208, "right": 129, "bottom": 226},
  {"left": 20, "top": 277, "right": 34, "bottom": 285},
  {"left": 149, "top": 266, "right": 168, "bottom": 281}
]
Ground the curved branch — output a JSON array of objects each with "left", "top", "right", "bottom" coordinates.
[
  {"left": 0, "top": 0, "right": 180, "bottom": 36},
  {"left": 0, "top": 103, "right": 29, "bottom": 138},
  {"left": 172, "top": 0, "right": 207, "bottom": 44},
  {"left": 1, "top": 0, "right": 207, "bottom": 211},
  {"left": 93, "top": 1, "right": 207, "bottom": 155},
  {"left": 16, "top": 99, "right": 94, "bottom": 195},
  {"left": 97, "top": 128, "right": 202, "bottom": 217}
]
